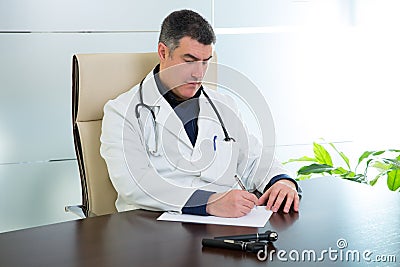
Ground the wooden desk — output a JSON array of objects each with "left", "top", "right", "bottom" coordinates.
[{"left": 0, "top": 177, "right": 399, "bottom": 266}]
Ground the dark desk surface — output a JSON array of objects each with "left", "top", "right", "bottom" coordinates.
[{"left": 0, "top": 177, "right": 399, "bottom": 267}]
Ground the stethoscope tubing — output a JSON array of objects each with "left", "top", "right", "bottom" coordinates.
[{"left": 135, "top": 77, "right": 235, "bottom": 155}]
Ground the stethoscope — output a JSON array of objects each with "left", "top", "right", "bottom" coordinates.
[{"left": 134, "top": 78, "right": 235, "bottom": 155}]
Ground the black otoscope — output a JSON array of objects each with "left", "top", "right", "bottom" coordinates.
[
  {"left": 202, "top": 230, "right": 278, "bottom": 253},
  {"left": 202, "top": 239, "right": 267, "bottom": 253},
  {"left": 213, "top": 230, "right": 278, "bottom": 242}
]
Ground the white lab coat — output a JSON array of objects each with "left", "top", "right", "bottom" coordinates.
[{"left": 100, "top": 68, "right": 291, "bottom": 213}]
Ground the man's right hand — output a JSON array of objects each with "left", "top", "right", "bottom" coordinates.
[{"left": 205, "top": 190, "right": 258, "bottom": 218}]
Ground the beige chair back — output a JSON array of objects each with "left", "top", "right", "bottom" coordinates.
[{"left": 72, "top": 52, "right": 159, "bottom": 216}]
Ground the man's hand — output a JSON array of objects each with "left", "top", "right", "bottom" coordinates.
[
  {"left": 206, "top": 190, "right": 258, "bottom": 218},
  {"left": 258, "top": 180, "right": 299, "bottom": 213}
]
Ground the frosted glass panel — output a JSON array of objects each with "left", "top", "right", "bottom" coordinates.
[
  {"left": 215, "top": 30, "right": 400, "bottom": 147},
  {"left": 0, "top": 32, "right": 159, "bottom": 163},
  {"left": 0, "top": 160, "right": 81, "bottom": 233},
  {"left": 0, "top": 0, "right": 213, "bottom": 31},
  {"left": 214, "top": 0, "right": 353, "bottom": 28}
]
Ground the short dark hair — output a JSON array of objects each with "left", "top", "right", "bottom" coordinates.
[{"left": 159, "top": 9, "right": 216, "bottom": 53}]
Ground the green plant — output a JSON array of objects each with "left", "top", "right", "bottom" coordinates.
[{"left": 284, "top": 140, "right": 400, "bottom": 192}]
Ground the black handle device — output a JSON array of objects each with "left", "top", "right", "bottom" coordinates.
[
  {"left": 213, "top": 230, "right": 278, "bottom": 242},
  {"left": 202, "top": 239, "right": 267, "bottom": 253}
]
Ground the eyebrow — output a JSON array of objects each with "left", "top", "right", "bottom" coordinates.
[{"left": 183, "top": 53, "right": 213, "bottom": 61}]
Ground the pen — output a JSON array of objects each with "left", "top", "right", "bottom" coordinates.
[
  {"left": 234, "top": 174, "right": 247, "bottom": 191},
  {"left": 213, "top": 135, "right": 217, "bottom": 151},
  {"left": 234, "top": 174, "right": 263, "bottom": 198}
]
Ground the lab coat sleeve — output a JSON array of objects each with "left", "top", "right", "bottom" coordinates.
[{"left": 100, "top": 90, "right": 196, "bottom": 213}]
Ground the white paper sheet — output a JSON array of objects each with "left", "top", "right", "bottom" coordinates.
[{"left": 157, "top": 206, "right": 272, "bottom": 227}]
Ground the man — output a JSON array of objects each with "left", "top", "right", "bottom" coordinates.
[{"left": 100, "top": 9, "right": 300, "bottom": 218}]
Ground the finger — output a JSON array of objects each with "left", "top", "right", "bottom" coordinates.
[
  {"left": 258, "top": 190, "right": 270, "bottom": 205},
  {"left": 265, "top": 188, "right": 279, "bottom": 211},
  {"left": 265, "top": 192, "right": 277, "bottom": 210},
  {"left": 242, "top": 192, "right": 258, "bottom": 204},
  {"left": 241, "top": 195, "right": 257, "bottom": 209},
  {"left": 250, "top": 193, "right": 259, "bottom": 204},
  {"left": 271, "top": 190, "right": 286, "bottom": 212},
  {"left": 241, "top": 205, "right": 253, "bottom": 215},
  {"left": 282, "top": 192, "right": 294, "bottom": 213},
  {"left": 232, "top": 204, "right": 252, "bottom": 218},
  {"left": 293, "top": 193, "right": 300, "bottom": 212}
]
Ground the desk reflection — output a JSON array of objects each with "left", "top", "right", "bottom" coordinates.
[
  {"left": 202, "top": 241, "right": 277, "bottom": 263},
  {"left": 269, "top": 211, "right": 299, "bottom": 231}
]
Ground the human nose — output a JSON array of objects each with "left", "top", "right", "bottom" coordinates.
[{"left": 191, "top": 61, "right": 208, "bottom": 80}]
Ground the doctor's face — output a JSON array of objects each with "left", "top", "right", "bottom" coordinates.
[{"left": 158, "top": 36, "right": 213, "bottom": 100}]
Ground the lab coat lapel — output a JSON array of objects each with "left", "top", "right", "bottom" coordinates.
[
  {"left": 192, "top": 91, "right": 219, "bottom": 161},
  {"left": 142, "top": 74, "right": 193, "bottom": 150}
]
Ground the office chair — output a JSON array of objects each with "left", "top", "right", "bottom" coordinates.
[
  {"left": 68, "top": 52, "right": 159, "bottom": 217},
  {"left": 67, "top": 52, "right": 217, "bottom": 218}
]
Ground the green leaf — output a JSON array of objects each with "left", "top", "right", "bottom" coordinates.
[
  {"left": 344, "top": 175, "right": 367, "bottom": 184},
  {"left": 332, "top": 167, "right": 350, "bottom": 175},
  {"left": 313, "top": 142, "right": 333, "bottom": 165},
  {"left": 365, "top": 158, "right": 373, "bottom": 167},
  {"left": 283, "top": 156, "right": 317, "bottom": 164},
  {"left": 362, "top": 158, "right": 374, "bottom": 178},
  {"left": 298, "top": 163, "right": 334, "bottom": 175},
  {"left": 387, "top": 169, "right": 400, "bottom": 191},
  {"left": 372, "top": 150, "right": 385, "bottom": 156},
  {"left": 357, "top": 151, "right": 374, "bottom": 165},
  {"left": 382, "top": 158, "right": 400, "bottom": 168},
  {"left": 369, "top": 171, "right": 388, "bottom": 186},
  {"left": 346, "top": 171, "right": 356, "bottom": 178},
  {"left": 329, "top": 142, "right": 351, "bottom": 169},
  {"left": 370, "top": 161, "right": 391, "bottom": 171},
  {"left": 344, "top": 173, "right": 367, "bottom": 183},
  {"left": 296, "top": 174, "right": 312, "bottom": 181}
]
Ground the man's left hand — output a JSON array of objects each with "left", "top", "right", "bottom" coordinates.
[{"left": 257, "top": 180, "right": 299, "bottom": 213}]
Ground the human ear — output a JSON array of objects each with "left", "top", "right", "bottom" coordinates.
[{"left": 158, "top": 42, "right": 168, "bottom": 61}]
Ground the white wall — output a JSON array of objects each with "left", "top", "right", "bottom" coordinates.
[
  {"left": 1, "top": 0, "right": 399, "bottom": 232},
  {"left": 215, "top": 0, "right": 400, "bottom": 171}
]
